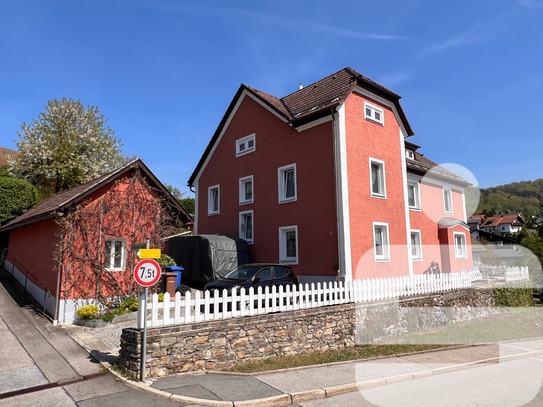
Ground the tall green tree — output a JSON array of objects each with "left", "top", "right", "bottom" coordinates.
[
  {"left": 0, "top": 177, "right": 39, "bottom": 225},
  {"left": 9, "top": 98, "right": 128, "bottom": 196}
]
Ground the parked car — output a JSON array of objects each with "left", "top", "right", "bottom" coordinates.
[{"left": 204, "top": 263, "right": 298, "bottom": 294}]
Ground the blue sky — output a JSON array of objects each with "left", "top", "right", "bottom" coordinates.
[{"left": 1, "top": 0, "right": 542, "bottom": 196}]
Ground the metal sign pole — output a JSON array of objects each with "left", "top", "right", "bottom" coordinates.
[{"left": 140, "top": 238, "right": 151, "bottom": 383}]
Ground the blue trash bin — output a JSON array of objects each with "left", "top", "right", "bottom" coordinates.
[{"left": 165, "top": 266, "right": 183, "bottom": 288}]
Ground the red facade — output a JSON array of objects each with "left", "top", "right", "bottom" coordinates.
[{"left": 189, "top": 68, "right": 472, "bottom": 283}]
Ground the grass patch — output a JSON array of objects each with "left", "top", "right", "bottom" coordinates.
[{"left": 223, "top": 344, "right": 448, "bottom": 373}]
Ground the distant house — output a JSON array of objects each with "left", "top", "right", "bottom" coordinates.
[
  {"left": 0, "top": 159, "right": 192, "bottom": 324},
  {"left": 480, "top": 213, "right": 525, "bottom": 236},
  {"left": 188, "top": 67, "right": 472, "bottom": 283}
]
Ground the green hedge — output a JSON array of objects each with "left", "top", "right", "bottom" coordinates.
[{"left": 492, "top": 281, "right": 534, "bottom": 307}]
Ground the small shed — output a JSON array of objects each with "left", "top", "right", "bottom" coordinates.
[{"left": 0, "top": 159, "right": 192, "bottom": 324}]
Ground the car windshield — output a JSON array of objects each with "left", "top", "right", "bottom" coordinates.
[{"left": 223, "top": 266, "right": 261, "bottom": 281}]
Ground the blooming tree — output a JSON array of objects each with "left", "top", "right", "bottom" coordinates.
[{"left": 10, "top": 98, "right": 128, "bottom": 195}]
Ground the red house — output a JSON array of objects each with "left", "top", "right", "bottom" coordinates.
[
  {"left": 1, "top": 159, "right": 192, "bottom": 324},
  {"left": 188, "top": 67, "right": 472, "bottom": 283}
]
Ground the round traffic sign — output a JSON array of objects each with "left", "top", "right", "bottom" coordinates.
[{"left": 133, "top": 259, "right": 162, "bottom": 287}]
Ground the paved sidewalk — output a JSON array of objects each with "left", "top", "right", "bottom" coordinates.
[{"left": 64, "top": 319, "right": 543, "bottom": 407}]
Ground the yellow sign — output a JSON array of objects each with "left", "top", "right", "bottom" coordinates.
[{"left": 137, "top": 248, "right": 161, "bottom": 259}]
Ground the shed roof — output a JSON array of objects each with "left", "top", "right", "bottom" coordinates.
[{"left": 0, "top": 159, "right": 192, "bottom": 232}]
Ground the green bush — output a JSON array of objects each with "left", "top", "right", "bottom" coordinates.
[
  {"left": 119, "top": 296, "right": 139, "bottom": 312},
  {"left": 493, "top": 282, "right": 534, "bottom": 307},
  {"left": 157, "top": 254, "right": 176, "bottom": 270},
  {"left": 75, "top": 304, "right": 100, "bottom": 320}
]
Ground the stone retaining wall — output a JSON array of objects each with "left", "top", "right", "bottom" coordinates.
[{"left": 117, "top": 287, "right": 495, "bottom": 378}]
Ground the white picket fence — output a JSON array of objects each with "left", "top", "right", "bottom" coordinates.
[
  {"left": 504, "top": 266, "right": 530, "bottom": 282},
  {"left": 140, "top": 266, "right": 484, "bottom": 328}
]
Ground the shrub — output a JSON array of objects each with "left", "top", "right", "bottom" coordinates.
[
  {"left": 119, "top": 296, "right": 139, "bottom": 312},
  {"left": 493, "top": 281, "right": 534, "bottom": 307},
  {"left": 75, "top": 304, "right": 100, "bottom": 320}
]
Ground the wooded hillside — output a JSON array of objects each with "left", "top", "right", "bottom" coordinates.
[{"left": 476, "top": 179, "right": 543, "bottom": 220}]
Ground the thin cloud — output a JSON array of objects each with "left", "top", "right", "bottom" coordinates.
[
  {"left": 146, "top": 2, "right": 407, "bottom": 41},
  {"left": 518, "top": 0, "right": 543, "bottom": 9},
  {"left": 378, "top": 72, "right": 413, "bottom": 88}
]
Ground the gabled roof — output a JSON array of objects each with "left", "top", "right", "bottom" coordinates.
[
  {"left": 406, "top": 151, "right": 469, "bottom": 186},
  {"left": 188, "top": 67, "right": 414, "bottom": 187},
  {"left": 0, "top": 159, "right": 192, "bottom": 232},
  {"left": 0, "top": 147, "right": 19, "bottom": 166},
  {"left": 480, "top": 213, "right": 525, "bottom": 228},
  {"left": 467, "top": 214, "right": 486, "bottom": 224}
]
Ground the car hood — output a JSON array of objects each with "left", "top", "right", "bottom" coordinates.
[{"left": 205, "top": 278, "right": 250, "bottom": 290}]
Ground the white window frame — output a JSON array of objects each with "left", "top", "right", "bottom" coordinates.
[
  {"left": 236, "top": 133, "right": 256, "bottom": 157},
  {"left": 405, "top": 149, "right": 415, "bottom": 159},
  {"left": 453, "top": 232, "right": 467, "bottom": 259},
  {"left": 407, "top": 181, "right": 420, "bottom": 210},
  {"left": 104, "top": 238, "right": 127, "bottom": 271},
  {"left": 279, "top": 225, "right": 298, "bottom": 264},
  {"left": 369, "top": 158, "right": 386, "bottom": 199},
  {"left": 278, "top": 163, "right": 297, "bottom": 203},
  {"left": 373, "top": 222, "right": 390, "bottom": 262},
  {"left": 443, "top": 188, "right": 453, "bottom": 215},
  {"left": 239, "top": 175, "right": 254, "bottom": 205},
  {"left": 364, "top": 101, "right": 384, "bottom": 125},
  {"left": 239, "top": 210, "right": 254, "bottom": 244},
  {"left": 208, "top": 185, "right": 220, "bottom": 215},
  {"left": 410, "top": 230, "right": 423, "bottom": 261}
]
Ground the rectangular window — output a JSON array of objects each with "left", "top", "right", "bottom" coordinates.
[
  {"left": 405, "top": 149, "right": 415, "bottom": 159},
  {"left": 373, "top": 222, "right": 390, "bottom": 262},
  {"left": 410, "top": 230, "right": 423, "bottom": 261},
  {"left": 239, "top": 175, "right": 254, "bottom": 205},
  {"left": 208, "top": 185, "right": 220, "bottom": 215},
  {"left": 239, "top": 210, "right": 254, "bottom": 244},
  {"left": 370, "top": 159, "right": 386, "bottom": 198},
  {"left": 444, "top": 188, "right": 453, "bottom": 214},
  {"left": 364, "top": 101, "right": 384, "bottom": 125},
  {"left": 236, "top": 133, "right": 256, "bottom": 157},
  {"left": 454, "top": 232, "right": 467, "bottom": 259},
  {"left": 104, "top": 238, "right": 127, "bottom": 271},
  {"left": 278, "top": 164, "right": 297, "bottom": 203},
  {"left": 279, "top": 225, "right": 298, "bottom": 264},
  {"left": 407, "top": 181, "right": 420, "bottom": 209}
]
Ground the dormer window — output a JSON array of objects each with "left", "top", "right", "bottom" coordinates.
[
  {"left": 405, "top": 149, "right": 414, "bottom": 159},
  {"left": 236, "top": 134, "right": 256, "bottom": 157}
]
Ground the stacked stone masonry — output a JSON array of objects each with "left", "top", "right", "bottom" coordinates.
[{"left": 117, "top": 287, "right": 495, "bottom": 378}]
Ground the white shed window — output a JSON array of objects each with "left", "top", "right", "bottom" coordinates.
[{"left": 104, "top": 238, "right": 127, "bottom": 271}]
